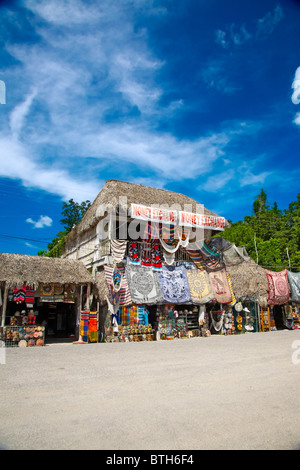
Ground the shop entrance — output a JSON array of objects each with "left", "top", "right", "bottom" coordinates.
[{"left": 38, "top": 302, "right": 76, "bottom": 340}]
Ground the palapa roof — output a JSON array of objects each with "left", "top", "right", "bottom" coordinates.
[
  {"left": 66, "top": 179, "right": 230, "bottom": 241},
  {"left": 0, "top": 253, "right": 93, "bottom": 288},
  {"left": 226, "top": 258, "right": 269, "bottom": 306}
]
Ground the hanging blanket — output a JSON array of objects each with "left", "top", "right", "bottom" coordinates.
[
  {"left": 104, "top": 265, "right": 132, "bottom": 305},
  {"left": 13, "top": 284, "right": 26, "bottom": 304},
  {"left": 287, "top": 271, "right": 300, "bottom": 303},
  {"left": 185, "top": 241, "right": 221, "bottom": 270},
  {"left": 119, "top": 305, "right": 139, "bottom": 326},
  {"left": 226, "top": 273, "right": 237, "bottom": 306},
  {"left": 80, "top": 311, "right": 89, "bottom": 342},
  {"left": 186, "top": 269, "right": 214, "bottom": 304},
  {"left": 111, "top": 239, "right": 127, "bottom": 264},
  {"left": 158, "top": 265, "right": 191, "bottom": 304},
  {"left": 128, "top": 241, "right": 140, "bottom": 265},
  {"left": 265, "top": 269, "right": 290, "bottom": 305},
  {"left": 25, "top": 284, "right": 35, "bottom": 307},
  {"left": 207, "top": 267, "right": 232, "bottom": 304},
  {"left": 125, "top": 265, "right": 163, "bottom": 304},
  {"left": 88, "top": 311, "right": 98, "bottom": 342}
]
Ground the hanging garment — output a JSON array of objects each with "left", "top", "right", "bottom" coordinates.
[
  {"left": 158, "top": 265, "right": 191, "bottom": 304},
  {"left": 151, "top": 240, "right": 162, "bottom": 271},
  {"left": 80, "top": 311, "right": 89, "bottom": 342},
  {"left": 13, "top": 284, "right": 26, "bottom": 304},
  {"left": 265, "top": 269, "right": 290, "bottom": 305},
  {"left": 287, "top": 271, "right": 300, "bottom": 303},
  {"left": 128, "top": 241, "right": 141, "bottom": 265},
  {"left": 88, "top": 311, "right": 98, "bottom": 342},
  {"left": 125, "top": 265, "right": 163, "bottom": 304},
  {"left": 111, "top": 239, "right": 127, "bottom": 264},
  {"left": 25, "top": 285, "right": 35, "bottom": 307},
  {"left": 104, "top": 265, "right": 132, "bottom": 305},
  {"left": 186, "top": 269, "right": 215, "bottom": 304},
  {"left": 207, "top": 267, "right": 232, "bottom": 304},
  {"left": 226, "top": 273, "right": 237, "bottom": 306},
  {"left": 185, "top": 241, "right": 222, "bottom": 270}
]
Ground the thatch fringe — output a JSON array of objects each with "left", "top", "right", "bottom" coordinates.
[{"left": 0, "top": 253, "right": 93, "bottom": 288}]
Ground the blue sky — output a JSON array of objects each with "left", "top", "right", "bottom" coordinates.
[{"left": 0, "top": 0, "right": 299, "bottom": 254}]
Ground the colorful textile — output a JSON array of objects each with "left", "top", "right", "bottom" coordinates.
[
  {"left": 80, "top": 311, "right": 89, "bottom": 342},
  {"left": 64, "top": 284, "right": 76, "bottom": 303},
  {"left": 40, "top": 283, "right": 54, "bottom": 296},
  {"left": 185, "top": 241, "right": 222, "bottom": 270},
  {"left": 138, "top": 305, "right": 149, "bottom": 325},
  {"left": 88, "top": 311, "right": 98, "bottom": 342},
  {"left": 125, "top": 265, "right": 163, "bottom": 304},
  {"left": 208, "top": 267, "right": 232, "bottom": 304},
  {"left": 151, "top": 240, "right": 162, "bottom": 271},
  {"left": 120, "top": 304, "right": 139, "bottom": 326},
  {"left": 226, "top": 273, "right": 237, "bottom": 306},
  {"left": 13, "top": 284, "right": 26, "bottom": 304},
  {"left": 128, "top": 241, "right": 140, "bottom": 265},
  {"left": 104, "top": 265, "right": 132, "bottom": 305},
  {"left": 158, "top": 265, "right": 191, "bottom": 304},
  {"left": 25, "top": 285, "right": 35, "bottom": 307},
  {"left": 111, "top": 239, "right": 127, "bottom": 264},
  {"left": 287, "top": 271, "right": 300, "bottom": 303},
  {"left": 186, "top": 269, "right": 214, "bottom": 304},
  {"left": 265, "top": 269, "right": 290, "bottom": 305}
]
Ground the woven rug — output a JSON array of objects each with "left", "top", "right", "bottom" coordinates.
[
  {"left": 158, "top": 265, "right": 191, "bottom": 304},
  {"left": 287, "top": 271, "right": 300, "bottom": 303},
  {"left": 111, "top": 239, "right": 127, "bottom": 264},
  {"left": 125, "top": 265, "right": 163, "bottom": 304},
  {"left": 88, "top": 311, "right": 98, "bottom": 342},
  {"left": 80, "top": 311, "right": 89, "bottom": 342},
  {"left": 104, "top": 265, "right": 132, "bottom": 305},
  {"left": 186, "top": 269, "right": 214, "bottom": 304},
  {"left": 265, "top": 269, "right": 290, "bottom": 305},
  {"left": 207, "top": 267, "right": 232, "bottom": 304}
]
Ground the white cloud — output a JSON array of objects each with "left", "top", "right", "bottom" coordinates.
[
  {"left": 239, "top": 170, "right": 270, "bottom": 187},
  {"left": 256, "top": 5, "right": 284, "bottom": 39},
  {"left": 202, "top": 169, "right": 235, "bottom": 192},
  {"left": 26, "top": 215, "right": 53, "bottom": 228},
  {"left": 291, "top": 67, "right": 300, "bottom": 105},
  {"left": 293, "top": 112, "right": 300, "bottom": 126},
  {"left": 9, "top": 90, "right": 37, "bottom": 138}
]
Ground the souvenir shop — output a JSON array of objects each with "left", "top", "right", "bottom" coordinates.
[
  {"left": 0, "top": 253, "right": 94, "bottom": 347},
  {"left": 101, "top": 224, "right": 248, "bottom": 342}
]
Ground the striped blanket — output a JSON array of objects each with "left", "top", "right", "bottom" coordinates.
[{"left": 104, "top": 265, "right": 132, "bottom": 305}]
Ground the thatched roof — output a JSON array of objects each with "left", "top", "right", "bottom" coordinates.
[
  {"left": 66, "top": 179, "right": 230, "bottom": 241},
  {"left": 0, "top": 253, "right": 93, "bottom": 288},
  {"left": 93, "top": 270, "right": 109, "bottom": 305},
  {"left": 226, "top": 258, "right": 269, "bottom": 306}
]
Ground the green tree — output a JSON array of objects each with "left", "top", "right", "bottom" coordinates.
[
  {"left": 60, "top": 199, "right": 91, "bottom": 232},
  {"left": 220, "top": 190, "right": 300, "bottom": 272},
  {"left": 38, "top": 199, "right": 91, "bottom": 257}
]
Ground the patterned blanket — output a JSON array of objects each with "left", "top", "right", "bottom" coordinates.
[
  {"left": 207, "top": 267, "right": 233, "bottom": 304},
  {"left": 104, "top": 265, "right": 132, "bottom": 305},
  {"left": 287, "top": 271, "right": 300, "bottom": 303},
  {"left": 111, "top": 239, "right": 127, "bottom": 264},
  {"left": 186, "top": 269, "right": 214, "bottom": 304},
  {"left": 125, "top": 265, "right": 163, "bottom": 304},
  {"left": 265, "top": 269, "right": 290, "bottom": 305},
  {"left": 158, "top": 265, "right": 191, "bottom": 304}
]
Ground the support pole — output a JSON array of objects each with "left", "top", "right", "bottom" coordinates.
[{"left": 1, "top": 283, "right": 8, "bottom": 327}]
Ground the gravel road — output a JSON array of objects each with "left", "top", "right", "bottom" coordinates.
[{"left": 1, "top": 329, "right": 300, "bottom": 450}]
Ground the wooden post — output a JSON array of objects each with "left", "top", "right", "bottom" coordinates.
[
  {"left": 85, "top": 283, "right": 91, "bottom": 310},
  {"left": 1, "top": 283, "right": 8, "bottom": 327}
]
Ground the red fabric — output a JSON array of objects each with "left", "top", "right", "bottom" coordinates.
[{"left": 265, "top": 269, "right": 290, "bottom": 305}]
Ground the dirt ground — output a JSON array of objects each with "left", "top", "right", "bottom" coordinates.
[{"left": 1, "top": 329, "right": 300, "bottom": 450}]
